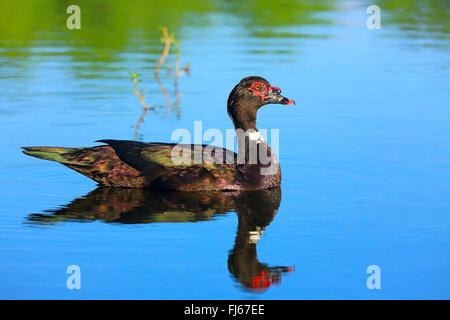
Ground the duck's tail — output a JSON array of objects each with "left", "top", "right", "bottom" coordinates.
[
  {"left": 22, "top": 145, "right": 147, "bottom": 187},
  {"left": 21, "top": 146, "right": 88, "bottom": 166}
]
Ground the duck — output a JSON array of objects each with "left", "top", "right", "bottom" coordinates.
[{"left": 22, "top": 76, "right": 295, "bottom": 191}]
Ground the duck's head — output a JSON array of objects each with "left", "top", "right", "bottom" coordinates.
[{"left": 227, "top": 76, "right": 295, "bottom": 130}]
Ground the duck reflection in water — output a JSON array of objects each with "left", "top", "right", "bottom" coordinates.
[
  {"left": 228, "top": 188, "right": 294, "bottom": 292},
  {"left": 26, "top": 187, "right": 293, "bottom": 292}
]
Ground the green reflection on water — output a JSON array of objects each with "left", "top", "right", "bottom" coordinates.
[
  {"left": 377, "top": 0, "right": 450, "bottom": 36},
  {"left": 1, "top": 0, "right": 336, "bottom": 53}
]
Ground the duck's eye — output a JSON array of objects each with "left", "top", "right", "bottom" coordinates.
[{"left": 254, "top": 84, "right": 262, "bottom": 91}]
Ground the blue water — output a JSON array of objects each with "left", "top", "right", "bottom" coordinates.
[{"left": 0, "top": 0, "right": 449, "bottom": 299}]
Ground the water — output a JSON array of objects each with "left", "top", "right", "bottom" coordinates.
[{"left": 0, "top": 0, "right": 449, "bottom": 299}]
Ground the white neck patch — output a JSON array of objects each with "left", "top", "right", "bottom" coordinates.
[{"left": 248, "top": 131, "right": 265, "bottom": 144}]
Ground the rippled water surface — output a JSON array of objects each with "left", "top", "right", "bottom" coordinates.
[{"left": 0, "top": 0, "right": 449, "bottom": 299}]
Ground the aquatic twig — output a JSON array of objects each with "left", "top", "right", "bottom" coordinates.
[
  {"left": 152, "top": 27, "right": 189, "bottom": 119},
  {"left": 154, "top": 27, "right": 177, "bottom": 116},
  {"left": 175, "top": 56, "right": 190, "bottom": 83},
  {"left": 174, "top": 51, "right": 184, "bottom": 119},
  {"left": 132, "top": 72, "right": 149, "bottom": 111},
  {"left": 173, "top": 46, "right": 190, "bottom": 120},
  {"left": 131, "top": 72, "right": 150, "bottom": 140},
  {"left": 154, "top": 27, "right": 176, "bottom": 76},
  {"left": 155, "top": 73, "right": 171, "bottom": 118},
  {"left": 134, "top": 109, "right": 148, "bottom": 141}
]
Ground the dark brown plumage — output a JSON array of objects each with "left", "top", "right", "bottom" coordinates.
[{"left": 22, "top": 76, "right": 295, "bottom": 191}]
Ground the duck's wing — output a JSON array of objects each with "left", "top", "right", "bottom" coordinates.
[{"left": 97, "top": 139, "right": 239, "bottom": 191}]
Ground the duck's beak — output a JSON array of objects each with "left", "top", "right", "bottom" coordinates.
[{"left": 265, "top": 86, "right": 295, "bottom": 105}]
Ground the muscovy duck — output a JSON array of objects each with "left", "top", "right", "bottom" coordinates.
[{"left": 22, "top": 76, "right": 295, "bottom": 191}]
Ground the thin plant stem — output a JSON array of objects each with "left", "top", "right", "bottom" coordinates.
[
  {"left": 132, "top": 72, "right": 149, "bottom": 111},
  {"left": 154, "top": 27, "right": 171, "bottom": 76},
  {"left": 131, "top": 72, "right": 150, "bottom": 140},
  {"left": 134, "top": 109, "right": 148, "bottom": 141}
]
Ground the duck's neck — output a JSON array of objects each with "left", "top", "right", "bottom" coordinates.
[
  {"left": 231, "top": 107, "right": 257, "bottom": 132},
  {"left": 232, "top": 116, "right": 279, "bottom": 171},
  {"left": 232, "top": 117, "right": 257, "bottom": 155}
]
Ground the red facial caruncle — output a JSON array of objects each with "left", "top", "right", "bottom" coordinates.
[
  {"left": 248, "top": 81, "right": 295, "bottom": 106},
  {"left": 249, "top": 82, "right": 282, "bottom": 101}
]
